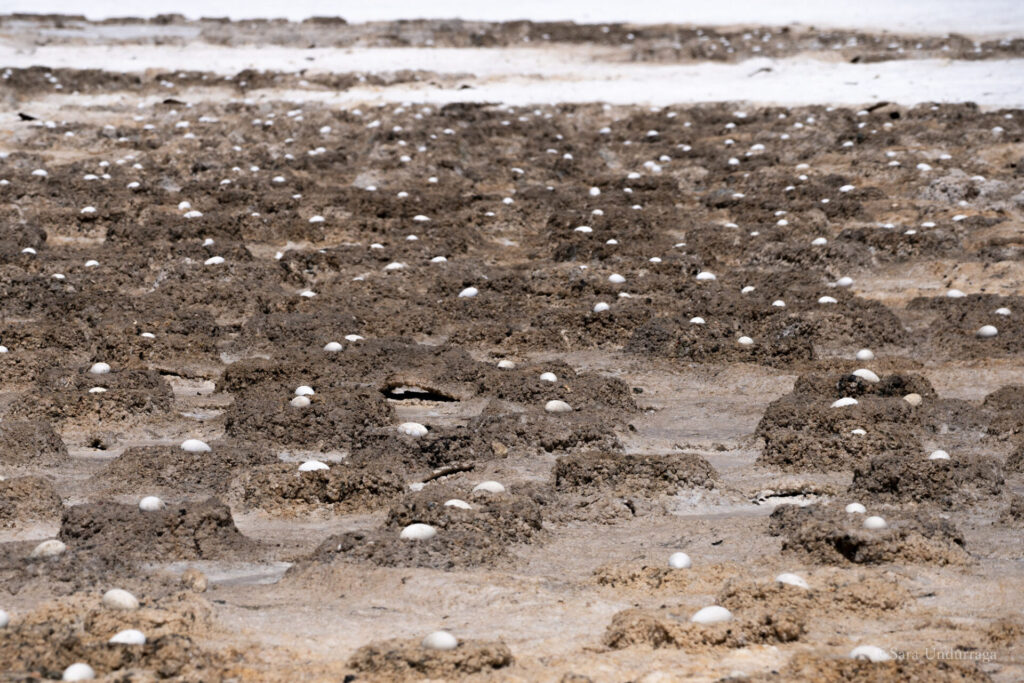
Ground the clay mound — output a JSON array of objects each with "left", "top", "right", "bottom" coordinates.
[
  {"left": 347, "top": 638, "right": 513, "bottom": 680},
  {"left": 603, "top": 606, "right": 805, "bottom": 651},
  {"left": 717, "top": 570, "right": 911, "bottom": 616},
  {"left": 849, "top": 453, "right": 1004, "bottom": 506},
  {"left": 1006, "top": 442, "right": 1024, "bottom": 473},
  {"left": 0, "top": 419, "right": 68, "bottom": 467},
  {"left": 224, "top": 387, "right": 393, "bottom": 450},
  {"left": 756, "top": 393, "right": 922, "bottom": 472},
  {"left": 915, "top": 295, "right": 1024, "bottom": 359},
  {"left": 94, "top": 443, "right": 278, "bottom": 497},
  {"left": 0, "top": 475, "right": 63, "bottom": 527},
  {"left": 310, "top": 490, "right": 543, "bottom": 569},
  {"left": 468, "top": 407, "right": 625, "bottom": 455},
  {"left": 768, "top": 504, "right": 968, "bottom": 565},
  {"left": 58, "top": 498, "right": 262, "bottom": 562},
  {"left": 790, "top": 371, "right": 936, "bottom": 400},
  {"left": 553, "top": 452, "right": 717, "bottom": 495},
  {"left": 235, "top": 462, "right": 405, "bottom": 512},
  {"left": 759, "top": 651, "right": 992, "bottom": 683},
  {"left": 984, "top": 385, "right": 1024, "bottom": 437},
  {"left": 594, "top": 562, "right": 741, "bottom": 594},
  {"left": 8, "top": 368, "right": 174, "bottom": 425}
]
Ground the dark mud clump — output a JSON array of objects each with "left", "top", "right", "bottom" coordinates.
[
  {"left": 234, "top": 461, "right": 405, "bottom": 512},
  {"left": 716, "top": 570, "right": 911, "bottom": 616},
  {"left": 0, "top": 475, "right": 63, "bottom": 527},
  {"left": 58, "top": 497, "right": 263, "bottom": 562},
  {"left": 756, "top": 373, "right": 930, "bottom": 471},
  {"left": 347, "top": 638, "right": 513, "bottom": 680},
  {"left": 94, "top": 443, "right": 279, "bottom": 497},
  {"left": 985, "top": 385, "right": 1024, "bottom": 438},
  {"left": 553, "top": 452, "right": 717, "bottom": 495},
  {"left": 307, "top": 488, "right": 543, "bottom": 569},
  {"left": 768, "top": 504, "right": 968, "bottom": 565},
  {"left": 0, "top": 419, "right": 69, "bottom": 467},
  {"left": 848, "top": 453, "right": 1004, "bottom": 506},
  {"left": 603, "top": 606, "right": 805, "bottom": 650},
  {"left": 757, "top": 651, "right": 992, "bottom": 683}
]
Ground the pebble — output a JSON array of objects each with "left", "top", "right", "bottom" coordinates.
[
  {"left": 30, "top": 539, "right": 66, "bottom": 558},
  {"left": 298, "top": 460, "right": 329, "bottom": 472},
  {"left": 290, "top": 395, "right": 311, "bottom": 408},
  {"left": 545, "top": 400, "right": 573, "bottom": 413},
  {"left": 831, "top": 397, "right": 859, "bottom": 408},
  {"left": 668, "top": 552, "right": 692, "bottom": 569},
  {"left": 102, "top": 589, "right": 139, "bottom": 610},
  {"left": 856, "top": 348, "right": 875, "bottom": 361},
  {"left": 89, "top": 362, "right": 111, "bottom": 375},
  {"left": 903, "top": 393, "right": 923, "bottom": 406},
  {"left": 690, "top": 605, "right": 732, "bottom": 624},
  {"left": 323, "top": 341, "right": 343, "bottom": 352},
  {"left": 852, "top": 368, "right": 880, "bottom": 383},
  {"left": 928, "top": 449, "right": 951, "bottom": 461},
  {"left": 976, "top": 325, "right": 998, "bottom": 338},
  {"left": 864, "top": 516, "right": 888, "bottom": 530},
  {"left": 109, "top": 629, "right": 146, "bottom": 645},
  {"left": 472, "top": 481, "right": 506, "bottom": 494},
  {"left": 444, "top": 499, "right": 472, "bottom": 510},
  {"left": 398, "top": 422, "right": 429, "bottom": 437},
  {"left": 62, "top": 663, "right": 96, "bottom": 681},
  {"left": 850, "top": 645, "right": 892, "bottom": 662},
  {"left": 846, "top": 503, "right": 867, "bottom": 514},
  {"left": 422, "top": 630, "right": 458, "bottom": 650},
  {"left": 458, "top": 286, "right": 479, "bottom": 298},
  {"left": 181, "top": 439, "right": 211, "bottom": 453},
  {"left": 539, "top": 372, "right": 557, "bottom": 382},
  {"left": 139, "top": 496, "right": 165, "bottom": 511},
  {"left": 776, "top": 572, "right": 810, "bottom": 589},
  {"left": 400, "top": 523, "right": 437, "bottom": 541}
]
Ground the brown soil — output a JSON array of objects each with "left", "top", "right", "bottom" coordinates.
[
  {"left": 849, "top": 453, "right": 1005, "bottom": 506},
  {"left": 347, "top": 638, "right": 513, "bottom": 680},
  {"left": 0, "top": 475, "right": 63, "bottom": 527}
]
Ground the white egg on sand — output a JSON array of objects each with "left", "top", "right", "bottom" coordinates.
[
  {"left": 444, "top": 499, "right": 472, "bottom": 510},
  {"left": 109, "top": 629, "right": 147, "bottom": 645},
  {"left": 102, "top": 589, "right": 139, "bottom": 610},
  {"left": 668, "top": 552, "right": 692, "bottom": 569},
  {"left": 422, "top": 630, "right": 458, "bottom": 650},
  {"left": 180, "top": 439, "right": 211, "bottom": 453},
  {"left": 88, "top": 362, "right": 111, "bottom": 375},
  {"left": 845, "top": 502, "right": 867, "bottom": 514},
  {"left": 323, "top": 341, "right": 343, "bottom": 352},
  {"left": 852, "top": 368, "right": 880, "bottom": 383},
  {"left": 290, "top": 395, "right": 311, "bottom": 408},
  {"left": 856, "top": 348, "right": 875, "bottom": 361},
  {"left": 298, "top": 460, "right": 329, "bottom": 472},
  {"left": 776, "top": 573, "right": 810, "bottom": 589},
  {"left": 30, "top": 539, "right": 66, "bottom": 558},
  {"left": 62, "top": 663, "right": 96, "bottom": 681},
  {"left": 472, "top": 481, "right": 506, "bottom": 494},
  {"left": 831, "top": 397, "right": 859, "bottom": 408},
  {"left": 400, "top": 523, "right": 437, "bottom": 541},
  {"left": 864, "top": 516, "right": 888, "bottom": 530},
  {"left": 545, "top": 400, "right": 572, "bottom": 413},
  {"left": 850, "top": 645, "right": 892, "bottom": 662},
  {"left": 139, "top": 496, "right": 165, "bottom": 511},
  {"left": 928, "top": 449, "right": 951, "bottom": 461},
  {"left": 458, "top": 286, "right": 479, "bottom": 298},
  {"left": 398, "top": 422, "right": 429, "bottom": 437},
  {"left": 976, "top": 325, "right": 998, "bottom": 338},
  {"left": 539, "top": 372, "right": 557, "bottom": 382},
  {"left": 0, "top": 609, "right": 9, "bottom": 628},
  {"left": 691, "top": 605, "right": 732, "bottom": 624}
]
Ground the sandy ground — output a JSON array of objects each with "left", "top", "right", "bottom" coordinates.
[{"left": 1, "top": 13, "right": 1023, "bottom": 683}]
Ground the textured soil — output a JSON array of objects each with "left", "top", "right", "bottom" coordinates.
[{"left": 0, "top": 13, "right": 1022, "bottom": 683}]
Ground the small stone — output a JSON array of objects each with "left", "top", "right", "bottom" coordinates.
[
  {"left": 691, "top": 605, "right": 732, "bottom": 624},
  {"left": 102, "top": 589, "right": 139, "bottom": 610},
  {"left": 422, "top": 630, "right": 458, "bottom": 650},
  {"left": 400, "top": 523, "right": 437, "bottom": 541},
  {"left": 545, "top": 400, "right": 572, "bottom": 413}
]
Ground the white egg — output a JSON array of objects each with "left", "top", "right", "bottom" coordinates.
[
  {"left": 904, "top": 393, "right": 923, "bottom": 406},
  {"left": 30, "top": 539, "right": 66, "bottom": 558},
  {"left": 811, "top": 237, "right": 828, "bottom": 246},
  {"left": 88, "top": 387, "right": 107, "bottom": 394},
  {"left": 772, "top": 300, "right": 786, "bottom": 308},
  {"left": 102, "top": 589, "right": 139, "bottom": 610},
  {"left": 864, "top": 516, "right": 888, "bottom": 530},
  {"left": 845, "top": 502, "right": 867, "bottom": 514},
  {"left": 668, "top": 552, "right": 692, "bottom": 569},
  {"left": 946, "top": 289, "right": 966, "bottom": 298},
  {"left": 0, "top": 609, "right": 8, "bottom": 628},
  {"left": 776, "top": 573, "right": 810, "bottom": 589},
  {"left": 818, "top": 296, "right": 838, "bottom": 304},
  {"left": 139, "top": 496, "right": 165, "bottom": 511},
  {"left": 290, "top": 396, "right": 311, "bottom": 408},
  {"left": 398, "top": 422, "right": 429, "bottom": 437},
  {"left": 850, "top": 645, "right": 892, "bottom": 662},
  {"left": 298, "top": 460, "right": 329, "bottom": 472},
  {"left": 852, "top": 369, "right": 880, "bottom": 383},
  {"left": 458, "top": 287, "right": 479, "bottom": 298},
  {"left": 836, "top": 277, "right": 853, "bottom": 287},
  {"left": 691, "top": 605, "right": 732, "bottom": 624},
  {"left": 400, "top": 523, "right": 437, "bottom": 541},
  {"left": 323, "top": 341, "right": 343, "bottom": 352},
  {"left": 545, "top": 400, "right": 572, "bottom": 413},
  {"left": 856, "top": 348, "right": 875, "bottom": 361},
  {"left": 444, "top": 499, "right": 472, "bottom": 510},
  {"left": 422, "top": 630, "right": 458, "bottom": 650},
  {"left": 299, "top": 290, "right": 316, "bottom": 298},
  {"left": 741, "top": 286, "right": 755, "bottom": 293},
  {"left": 181, "top": 439, "right": 211, "bottom": 453},
  {"left": 109, "top": 629, "right": 146, "bottom": 645},
  {"left": 831, "top": 397, "right": 859, "bottom": 408},
  {"left": 976, "top": 325, "right": 998, "bottom": 338},
  {"left": 497, "top": 360, "right": 516, "bottom": 369},
  {"left": 345, "top": 334, "right": 365, "bottom": 343},
  {"left": 539, "top": 372, "right": 557, "bottom": 382},
  {"left": 140, "top": 332, "right": 155, "bottom": 339},
  {"left": 928, "top": 449, "right": 951, "bottom": 461},
  {"left": 689, "top": 317, "right": 706, "bottom": 324},
  {"left": 295, "top": 386, "right": 315, "bottom": 396},
  {"left": 431, "top": 256, "right": 448, "bottom": 263},
  {"left": 608, "top": 273, "right": 626, "bottom": 284},
  {"left": 851, "top": 428, "right": 867, "bottom": 436},
  {"left": 696, "top": 271, "right": 716, "bottom": 281},
  {"left": 183, "top": 210, "right": 203, "bottom": 219},
  {"left": 62, "top": 663, "right": 96, "bottom": 681},
  {"left": 995, "top": 307, "right": 1011, "bottom": 316},
  {"left": 472, "top": 481, "right": 506, "bottom": 494},
  {"left": 203, "top": 256, "right": 225, "bottom": 266},
  {"left": 737, "top": 336, "right": 754, "bottom": 346},
  {"left": 89, "top": 362, "right": 111, "bottom": 375}
]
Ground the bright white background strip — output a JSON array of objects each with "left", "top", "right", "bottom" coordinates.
[{"left": 3, "top": 0, "right": 1024, "bottom": 37}]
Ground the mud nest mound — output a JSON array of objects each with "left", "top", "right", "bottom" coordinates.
[
  {"left": 234, "top": 462, "right": 405, "bottom": 512},
  {"left": 347, "top": 638, "right": 513, "bottom": 680},
  {"left": 309, "top": 489, "right": 543, "bottom": 569},
  {"left": 553, "top": 452, "right": 717, "bottom": 495},
  {"left": 0, "top": 475, "right": 63, "bottom": 527},
  {"left": 755, "top": 651, "right": 992, "bottom": 682},
  {"left": 58, "top": 497, "right": 262, "bottom": 562},
  {"left": 768, "top": 503, "right": 968, "bottom": 565},
  {"left": 0, "top": 419, "right": 69, "bottom": 467},
  {"left": 603, "top": 606, "right": 805, "bottom": 650},
  {"left": 848, "top": 453, "right": 1004, "bottom": 506},
  {"left": 716, "top": 570, "right": 911, "bottom": 616},
  {"left": 94, "top": 443, "right": 279, "bottom": 497}
]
